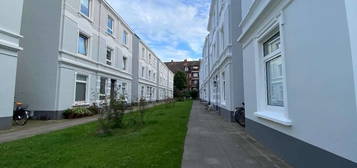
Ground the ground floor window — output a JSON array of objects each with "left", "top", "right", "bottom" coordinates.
[
  {"left": 262, "top": 29, "right": 285, "bottom": 107},
  {"left": 221, "top": 72, "right": 226, "bottom": 102},
  {"left": 99, "top": 77, "right": 107, "bottom": 100},
  {"left": 75, "top": 74, "right": 88, "bottom": 102}
]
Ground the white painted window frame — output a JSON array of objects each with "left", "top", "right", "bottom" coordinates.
[
  {"left": 107, "top": 16, "right": 114, "bottom": 35},
  {"left": 122, "top": 31, "right": 128, "bottom": 45},
  {"left": 79, "top": 0, "right": 93, "bottom": 21},
  {"left": 221, "top": 71, "right": 226, "bottom": 105},
  {"left": 99, "top": 77, "right": 107, "bottom": 100},
  {"left": 77, "top": 30, "right": 91, "bottom": 58},
  {"left": 123, "top": 56, "right": 127, "bottom": 70},
  {"left": 254, "top": 15, "right": 291, "bottom": 126},
  {"left": 106, "top": 47, "right": 113, "bottom": 66},
  {"left": 74, "top": 73, "right": 90, "bottom": 105}
]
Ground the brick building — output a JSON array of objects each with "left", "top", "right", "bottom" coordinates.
[{"left": 165, "top": 59, "right": 200, "bottom": 91}]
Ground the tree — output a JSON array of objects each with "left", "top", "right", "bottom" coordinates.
[
  {"left": 174, "top": 71, "right": 187, "bottom": 90},
  {"left": 174, "top": 71, "right": 187, "bottom": 98}
]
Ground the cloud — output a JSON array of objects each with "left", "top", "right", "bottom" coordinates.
[{"left": 106, "top": 0, "right": 210, "bottom": 62}]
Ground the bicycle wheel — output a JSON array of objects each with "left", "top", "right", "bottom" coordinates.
[
  {"left": 14, "top": 111, "right": 29, "bottom": 126},
  {"left": 237, "top": 108, "right": 245, "bottom": 127}
]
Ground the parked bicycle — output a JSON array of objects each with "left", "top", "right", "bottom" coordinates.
[
  {"left": 13, "top": 102, "right": 31, "bottom": 126},
  {"left": 234, "top": 103, "right": 245, "bottom": 127}
]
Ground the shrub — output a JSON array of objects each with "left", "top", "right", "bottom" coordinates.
[
  {"left": 138, "top": 98, "right": 147, "bottom": 125},
  {"left": 62, "top": 109, "right": 74, "bottom": 119},
  {"left": 88, "top": 103, "right": 100, "bottom": 114},
  {"left": 190, "top": 90, "right": 199, "bottom": 100},
  {"left": 62, "top": 107, "right": 93, "bottom": 119},
  {"left": 108, "top": 96, "right": 126, "bottom": 129}
]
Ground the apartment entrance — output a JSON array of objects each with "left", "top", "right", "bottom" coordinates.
[{"left": 110, "top": 79, "right": 117, "bottom": 99}]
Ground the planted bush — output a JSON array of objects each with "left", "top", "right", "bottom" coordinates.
[{"left": 62, "top": 107, "right": 93, "bottom": 119}]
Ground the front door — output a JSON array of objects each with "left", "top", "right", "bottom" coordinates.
[{"left": 110, "top": 79, "right": 116, "bottom": 99}]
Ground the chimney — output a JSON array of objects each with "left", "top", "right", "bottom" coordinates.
[
  {"left": 184, "top": 59, "right": 187, "bottom": 62},
  {"left": 171, "top": 60, "right": 173, "bottom": 63}
]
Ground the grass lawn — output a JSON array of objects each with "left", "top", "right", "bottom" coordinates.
[{"left": 0, "top": 101, "right": 193, "bottom": 168}]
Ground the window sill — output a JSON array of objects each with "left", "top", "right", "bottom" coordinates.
[
  {"left": 122, "top": 43, "right": 129, "bottom": 49},
  {"left": 78, "top": 12, "right": 93, "bottom": 23},
  {"left": 106, "top": 32, "right": 116, "bottom": 39},
  {"left": 73, "top": 102, "right": 90, "bottom": 107},
  {"left": 254, "top": 111, "right": 292, "bottom": 126}
]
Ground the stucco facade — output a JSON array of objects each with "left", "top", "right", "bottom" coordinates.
[
  {"left": 200, "top": 0, "right": 244, "bottom": 121},
  {"left": 16, "top": 0, "right": 134, "bottom": 119},
  {"left": 238, "top": 0, "right": 357, "bottom": 167},
  {"left": 131, "top": 34, "right": 173, "bottom": 103},
  {"left": 0, "top": 0, "right": 24, "bottom": 130}
]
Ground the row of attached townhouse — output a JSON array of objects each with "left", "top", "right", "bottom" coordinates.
[
  {"left": 200, "top": 0, "right": 244, "bottom": 121},
  {"left": 0, "top": 0, "right": 173, "bottom": 129},
  {"left": 201, "top": 0, "right": 357, "bottom": 167},
  {"left": 132, "top": 35, "right": 174, "bottom": 103}
]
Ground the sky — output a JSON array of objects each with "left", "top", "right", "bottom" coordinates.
[{"left": 106, "top": 0, "right": 211, "bottom": 62}]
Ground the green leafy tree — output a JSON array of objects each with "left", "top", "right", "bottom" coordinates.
[
  {"left": 174, "top": 71, "right": 187, "bottom": 98},
  {"left": 174, "top": 71, "right": 187, "bottom": 90}
]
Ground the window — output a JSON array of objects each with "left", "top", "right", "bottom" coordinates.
[
  {"left": 193, "top": 73, "right": 199, "bottom": 78},
  {"left": 99, "top": 77, "right": 107, "bottom": 100},
  {"left": 106, "top": 48, "right": 112, "bottom": 65},
  {"left": 148, "top": 70, "right": 151, "bottom": 79},
  {"left": 153, "top": 73, "right": 156, "bottom": 81},
  {"left": 220, "top": 28, "right": 225, "bottom": 52},
  {"left": 75, "top": 74, "right": 87, "bottom": 102},
  {"left": 122, "top": 83, "right": 127, "bottom": 95},
  {"left": 142, "top": 48, "right": 145, "bottom": 59},
  {"left": 123, "top": 57, "right": 127, "bottom": 70},
  {"left": 149, "top": 54, "right": 151, "bottom": 63},
  {"left": 141, "top": 86, "right": 144, "bottom": 98},
  {"left": 193, "top": 66, "right": 199, "bottom": 70},
  {"left": 122, "top": 31, "right": 128, "bottom": 44},
  {"left": 142, "top": 67, "right": 145, "bottom": 77},
  {"left": 80, "top": 0, "right": 90, "bottom": 17},
  {"left": 78, "top": 33, "right": 88, "bottom": 56},
  {"left": 107, "top": 16, "right": 114, "bottom": 35},
  {"left": 222, "top": 72, "right": 226, "bottom": 101},
  {"left": 263, "top": 31, "right": 285, "bottom": 107}
]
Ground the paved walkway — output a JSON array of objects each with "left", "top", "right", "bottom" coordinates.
[
  {"left": 0, "top": 102, "right": 161, "bottom": 144},
  {"left": 182, "top": 101, "right": 292, "bottom": 168}
]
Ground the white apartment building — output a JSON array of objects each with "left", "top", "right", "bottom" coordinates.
[
  {"left": 200, "top": 0, "right": 244, "bottom": 121},
  {"left": 132, "top": 36, "right": 156, "bottom": 103},
  {"left": 0, "top": 0, "right": 24, "bottom": 130},
  {"left": 16, "top": 0, "right": 133, "bottom": 119},
  {"left": 132, "top": 34, "right": 173, "bottom": 103},
  {"left": 158, "top": 61, "right": 168, "bottom": 100},
  {"left": 167, "top": 71, "right": 174, "bottom": 99},
  {"left": 239, "top": 0, "right": 357, "bottom": 167}
]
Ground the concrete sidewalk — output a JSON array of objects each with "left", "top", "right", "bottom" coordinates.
[
  {"left": 0, "top": 102, "right": 161, "bottom": 144},
  {"left": 182, "top": 101, "right": 292, "bottom": 168}
]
